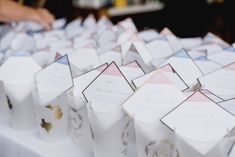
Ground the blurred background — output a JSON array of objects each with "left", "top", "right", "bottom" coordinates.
[{"left": 22, "top": 0, "right": 235, "bottom": 43}]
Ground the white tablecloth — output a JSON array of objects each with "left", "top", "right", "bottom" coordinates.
[{"left": 0, "top": 117, "right": 93, "bottom": 157}]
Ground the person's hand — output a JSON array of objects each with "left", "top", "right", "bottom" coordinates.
[{"left": 35, "top": 8, "right": 55, "bottom": 30}]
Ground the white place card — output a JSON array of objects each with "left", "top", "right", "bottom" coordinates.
[
  {"left": 123, "top": 68, "right": 186, "bottom": 157},
  {"left": 35, "top": 55, "right": 73, "bottom": 105},
  {"left": 203, "top": 32, "right": 230, "bottom": 49},
  {"left": 132, "top": 64, "right": 188, "bottom": 92},
  {"left": 161, "top": 91, "right": 235, "bottom": 156},
  {"left": 219, "top": 99, "right": 235, "bottom": 116},
  {"left": 198, "top": 62, "right": 235, "bottom": 101},
  {"left": 73, "top": 64, "right": 108, "bottom": 100},
  {"left": 82, "top": 62, "right": 134, "bottom": 157},
  {"left": 99, "top": 46, "right": 122, "bottom": 66},
  {"left": 208, "top": 47, "right": 235, "bottom": 66},
  {"left": 69, "top": 48, "right": 100, "bottom": 73},
  {"left": 161, "top": 49, "right": 203, "bottom": 88},
  {"left": 83, "top": 62, "right": 134, "bottom": 113},
  {"left": 119, "top": 61, "right": 145, "bottom": 87},
  {"left": 194, "top": 55, "right": 222, "bottom": 75},
  {"left": 122, "top": 42, "right": 154, "bottom": 73}
]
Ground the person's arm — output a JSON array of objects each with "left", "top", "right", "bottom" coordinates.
[{"left": 0, "top": 0, "right": 54, "bottom": 29}]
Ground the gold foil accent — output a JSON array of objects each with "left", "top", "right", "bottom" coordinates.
[
  {"left": 40, "top": 119, "right": 53, "bottom": 133},
  {"left": 54, "top": 106, "right": 63, "bottom": 120},
  {"left": 46, "top": 104, "right": 63, "bottom": 120}
]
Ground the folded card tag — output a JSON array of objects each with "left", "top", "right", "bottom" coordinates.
[
  {"left": 203, "top": 32, "right": 230, "bottom": 49},
  {"left": 198, "top": 62, "right": 235, "bottom": 101},
  {"left": 122, "top": 43, "right": 154, "bottom": 73},
  {"left": 123, "top": 69, "right": 186, "bottom": 124},
  {"left": 161, "top": 91, "right": 235, "bottom": 156},
  {"left": 132, "top": 64, "right": 189, "bottom": 91},
  {"left": 73, "top": 64, "right": 108, "bottom": 100},
  {"left": 83, "top": 62, "right": 134, "bottom": 113},
  {"left": 83, "top": 14, "right": 96, "bottom": 29},
  {"left": 146, "top": 37, "right": 174, "bottom": 60},
  {"left": 118, "top": 18, "right": 137, "bottom": 33},
  {"left": 68, "top": 48, "right": 100, "bottom": 72},
  {"left": 99, "top": 46, "right": 122, "bottom": 66},
  {"left": 119, "top": 61, "right": 145, "bottom": 87},
  {"left": 0, "top": 56, "right": 41, "bottom": 83},
  {"left": 219, "top": 99, "right": 235, "bottom": 116},
  {"left": 97, "top": 28, "right": 116, "bottom": 46},
  {"left": 208, "top": 47, "right": 235, "bottom": 66},
  {"left": 35, "top": 55, "right": 73, "bottom": 105},
  {"left": 138, "top": 29, "right": 159, "bottom": 43},
  {"left": 191, "top": 43, "right": 223, "bottom": 55},
  {"left": 194, "top": 56, "right": 222, "bottom": 75},
  {"left": 179, "top": 37, "right": 203, "bottom": 49},
  {"left": 200, "top": 89, "right": 223, "bottom": 103},
  {"left": 73, "top": 39, "right": 97, "bottom": 50},
  {"left": 161, "top": 49, "right": 203, "bottom": 88},
  {"left": 160, "top": 27, "right": 183, "bottom": 53}
]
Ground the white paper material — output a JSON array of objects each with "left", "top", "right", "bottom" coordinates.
[
  {"left": 208, "top": 47, "right": 235, "bottom": 66},
  {"left": 123, "top": 44, "right": 154, "bottom": 73},
  {"left": 4, "top": 81, "right": 36, "bottom": 130},
  {"left": 0, "top": 56, "right": 41, "bottom": 83},
  {"left": 35, "top": 55, "right": 73, "bottom": 105},
  {"left": 69, "top": 48, "right": 100, "bottom": 72},
  {"left": 146, "top": 38, "right": 174, "bottom": 60},
  {"left": 199, "top": 62, "right": 235, "bottom": 101},
  {"left": 200, "top": 89, "right": 223, "bottom": 103},
  {"left": 138, "top": 29, "right": 159, "bottom": 43},
  {"left": 0, "top": 31, "right": 17, "bottom": 51},
  {"left": 68, "top": 96, "right": 93, "bottom": 150},
  {"left": 161, "top": 91, "right": 235, "bottom": 156},
  {"left": 0, "top": 81, "right": 9, "bottom": 117},
  {"left": 68, "top": 64, "right": 107, "bottom": 150},
  {"left": 99, "top": 49, "right": 122, "bottom": 66},
  {"left": 73, "top": 64, "right": 108, "bottom": 99},
  {"left": 123, "top": 69, "right": 186, "bottom": 157},
  {"left": 179, "top": 37, "right": 203, "bottom": 49},
  {"left": 33, "top": 93, "right": 69, "bottom": 142},
  {"left": 83, "top": 63, "right": 134, "bottom": 157},
  {"left": 120, "top": 61, "right": 145, "bottom": 87},
  {"left": 87, "top": 106, "right": 131, "bottom": 157},
  {"left": 203, "top": 32, "right": 230, "bottom": 49},
  {"left": 192, "top": 43, "right": 223, "bottom": 55},
  {"left": 83, "top": 62, "right": 134, "bottom": 114},
  {"left": 132, "top": 64, "right": 188, "bottom": 92},
  {"left": 194, "top": 56, "right": 222, "bottom": 75},
  {"left": 161, "top": 49, "right": 203, "bottom": 88},
  {"left": 219, "top": 99, "right": 235, "bottom": 116},
  {"left": 52, "top": 18, "right": 66, "bottom": 30}
]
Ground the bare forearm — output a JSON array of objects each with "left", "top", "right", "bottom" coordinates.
[{"left": 0, "top": 0, "right": 40, "bottom": 23}]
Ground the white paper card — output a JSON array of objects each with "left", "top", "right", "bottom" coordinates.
[
  {"left": 199, "top": 62, "right": 235, "bottom": 101},
  {"left": 132, "top": 64, "right": 188, "bottom": 91},
  {"left": 161, "top": 91, "right": 235, "bottom": 155},
  {"left": 35, "top": 55, "right": 73, "bottom": 105},
  {"left": 161, "top": 49, "right": 203, "bottom": 88}
]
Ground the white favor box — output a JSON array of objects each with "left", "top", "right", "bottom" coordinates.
[
  {"left": 4, "top": 81, "right": 36, "bottom": 130},
  {"left": 33, "top": 91, "right": 69, "bottom": 142},
  {"left": 67, "top": 94, "right": 93, "bottom": 150},
  {"left": 87, "top": 104, "right": 131, "bottom": 157}
]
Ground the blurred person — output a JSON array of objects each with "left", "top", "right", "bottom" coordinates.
[{"left": 0, "top": 0, "right": 54, "bottom": 30}]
